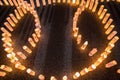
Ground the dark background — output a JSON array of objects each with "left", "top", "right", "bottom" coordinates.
[{"left": 0, "top": 0, "right": 120, "bottom": 80}]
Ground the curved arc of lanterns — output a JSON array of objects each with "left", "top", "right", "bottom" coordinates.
[{"left": 72, "top": 0, "right": 119, "bottom": 79}]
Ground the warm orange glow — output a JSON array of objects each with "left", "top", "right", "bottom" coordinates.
[
  {"left": 105, "top": 60, "right": 117, "bottom": 68},
  {"left": 98, "top": 5, "right": 104, "bottom": 16},
  {"left": 50, "top": 76, "right": 57, "bottom": 80},
  {"left": 4, "top": 22, "right": 13, "bottom": 31},
  {"left": 0, "top": 0, "right": 3, "bottom": 5},
  {"left": 23, "top": 45, "right": 32, "bottom": 54},
  {"left": 21, "top": 6, "right": 27, "bottom": 14},
  {"left": 15, "top": 63, "right": 26, "bottom": 70},
  {"left": 109, "top": 36, "right": 119, "bottom": 45},
  {"left": 7, "top": 52, "right": 19, "bottom": 63},
  {"left": 104, "top": 19, "right": 113, "bottom": 29},
  {"left": 77, "top": 34, "right": 82, "bottom": 44},
  {"left": 38, "top": 74, "right": 45, "bottom": 80},
  {"left": 88, "top": 64, "right": 96, "bottom": 71},
  {"left": 6, "top": 17, "right": 15, "bottom": 27},
  {"left": 67, "top": 0, "right": 71, "bottom": 4},
  {"left": 81, "top": 41, "right": 88, "bottom": 50},
  {"left": 0, "top": 65, "right": 12, "bottom": 72},
  {"left": 105, "top": 44, "right": 114, "bottom": 52},
  {"left": 30, "top": 0, "right": 35, "bottom": 8},
  {"left": 72, "top": 0, "right": 76, "bottom": 4},
  {"left": 105, "top": 25, "right": 115, "bottom": 35},
  {"left": 36, "top": 0, "right": 40, "bottom": 7},
  {"left": 42, "top": 0, "right": 46, "bottom": 5},
  {"left": 14, "top": 9, "right": 21, "bottom": 20},
  {"left": 8, "top": 0, "right": 14, "bottom": 6},
  {"left": 102, "top": 13, "right": 110, "bottom": 24},
  {"left": 9, "top": 14, "right": 18, "bottom": 23},
  {"left": 73, "top": 28, "right": 79, "bottom": 37},
  {"left": 89, "top": 48, "right": 97, "bottom": 56},
  {"left": 107, "top": 31, "right": 117, "bottom": 40},
  {"left": 12, "top": 0, "right": 18, "bottom": 6},
  {"left": 32, "top": 33, "right": 39, "bottom": 42},
  {"left": 17, "top": 7, "right": 24, "bottom": 17},
  {"left": 48, "top": 0, "right": 51, "bottom": 4},
  {"left": 0, "top": 71, "right": 6, "bottom": 77},
  {"left": 26, "top": 68, "right": 35, "bottom": 76},
  {"left": 73, "top": 72, "right": 80, "bottom": 79},
  {"left": 117, "top": 69, "right": 120, "bottom": 74},
  {"left": 92, "top": 0, "right": 98, "bottom": 12},
  {"left": 62, "top": 75, "right": 67, "bottom": 80},
  {"left": 4, "top": 47, "right": 13, "bottom": 53},
  {"left": 86, "top": 0, "right": 90, "bottom": 8},
  {"left": 99, "top": 9, "right": 107, "bottom": 19},
  {"left": 80, "top": 68, "right": 89, "bottom": 76},
  {"left": 28, "top": 38, "right": 36, "bottom": 47},
  {"left": 3, "top": 0, "right": 9, "bottom": 5},
  {"left": 2, "top": 37, "right": 12, "bottom": 43},
  {"left": 35, "top": 28, "right": 41, "bottom": 38},
  {"left": 89, "top": 0, "right": 94, "bottom": 10},
  {"left": 1, "top": 27, "right": 11, "bottom": 36},
  {"left": 16, "top": 52, "right": 27, "bottom": 60}
]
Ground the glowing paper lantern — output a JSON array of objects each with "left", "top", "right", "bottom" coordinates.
[
  {"left": 9, "top": 14, "right": 18, "bottom": 23},
  {"left": 89, "top": 48, "right": 97, "bottom": 56},
  {"left": 12, "top": 0, "right": 18, "bottom": 6},
  {"left": 0, "top": 65, "right": 12, "bottom": 72},
  {"left": 73, "top": 28, "right": 79, "bottom": 37},
  {"left": 36, "top": 0, "right": 40, "bottom": 7},
  {"left": 1, "top": 27, "right": 11, "bottom": 36},
  {"left": 23, "top": 45, "right": 32, "bottom": 54},
  {"left": 105, "top": 60, "right": 117, "bottom": 68},
  {"left": 62, "top": 75, "right": 67, "bottom": 80},
  {"left": 3, "top": 0, "right": 9, "bottom": 5},
  {"left": 0, "top": 71, "right": 6, "bottom": 77},
  {"left": 38, "top": 74, "right": 45, "bottom": 80},
  {"left": 92, "top": 0, "right": 98, "bottom": 12},
  {"left": 14, "top": 9, "right": 21, "bottom": 20},
  {"left": 4, "top": 22, "right": 13, "bottom": 31},
  {"left": 104, "top": 18, "right": 113, "bottom": 29},
  {"left": 26, "top": 68, "right": 35, "bottom": 76},
  {"left": 98, "top": 5, "right": 104, "bottom": 16},
  {"left": 30, "top": 0, "right": 35, "bottom": 8},
  {"left": 73, "top": 72, "right": 80, "bottom": 79},
  {"left": 102, "top": 13, "right": 110, "bottom": 24},
  {"left": 32, "top": 33, "right": 39, "bottom": 42},
  {"left": 107, "top": 31, "right": 117, "bottom": 40},
  {"left": 109, "top": 36, "right": 119, "bottom": 45},
  {"left": 6, "top": 17, "right": 15, "bottom": 27},
  {"left": 16, "top": 52, "right": 27, "bottom": 60},
  {"left": 8, "top": 0, "right": 14, "bottom": 6},
  {"left": 50, "top": 76, "right": 57, "bottom": 80},
  {"left": 0, "top": 0, "right": 3, "bottom": 5},
  {"left": 42, "top": 0, "right": 46, "bottom": 5},
  {"left": 15, "top": 63, "right": 26, "bottom": 70},
  {"left": 17, "top": 7, "right": 24, "bottom": 17},
  {"left": 99, "top": 9, "right": 107, "bottom": 19},
  {"left": 89, "top": 0, "right": 94, "bottom": 10},
  {"left": 88, "top": 64, "right": 96, "bottom": 71},
  {"left": 81, "top": 41, "right": 88, "bottom": 50},
  {"left": 28, "top": 38, "right": 36, "bottom": 47},
  {"left": 80, "top": 68, "right": 89, "bottom": 76},
  {"left": 117, "top": 69, "right": 120, "bottom": 74},
  {"left": 86, "top": 0, "right": 90, "bottom": 8},
  {"left": 105, "top": 25, "right": 115, "bottom": 35},
  {"left": 77, "top": 34, "right": 82, "bottom": 44}
]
